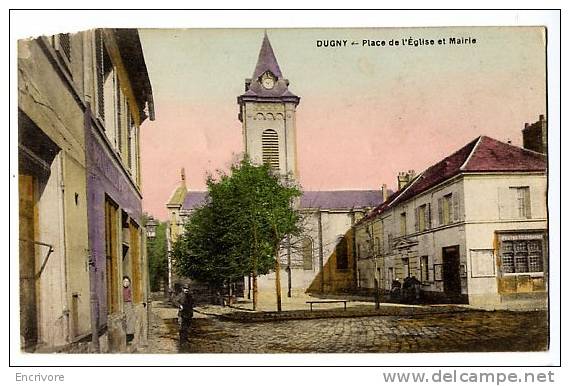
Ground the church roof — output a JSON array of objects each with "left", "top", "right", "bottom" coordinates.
[
  {"left": 180, "top": 190, "right": 382, "bottom": 212},
  {"left": 300, "top": 190, "right": 382, "bottom": 210},
  {"left": 238, "top": 32, "right": 299, "bottom": 104},
  {"left": 166, "top": 169, "right": 188, "bottom": 207},
  {"left": 167, "top": 185, "right": 187, "bottom": 207},
  {"left": 252, "top": 32, "right": 283, "bottom": 79},
  {"left": 359, "top": 135, "right": 547, "bottom": 224},
  {"left": 182, "top": 191, "right": 208, "bottom": 211}
]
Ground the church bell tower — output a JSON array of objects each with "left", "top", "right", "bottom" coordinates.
[{"left": 237, "top": 32, "right": 300, "bottom": 181}]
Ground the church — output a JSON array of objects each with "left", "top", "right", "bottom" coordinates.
[{"left": 166, "top": 33, "right": 385, "bottom": 297}]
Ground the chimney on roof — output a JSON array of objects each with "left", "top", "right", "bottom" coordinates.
[
  {"left": 397, "top": 170, "right": 416, "bottom": 190},
  {"left": 380, "top": 183, "right": 389, "bottom": 202},
  {"left": 522, "top": 114, "right": 547, "bottom": 154}
]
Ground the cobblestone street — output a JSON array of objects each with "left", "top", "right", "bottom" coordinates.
[{"left": 146, "top": 301, "right": 548, "bottom": 354}]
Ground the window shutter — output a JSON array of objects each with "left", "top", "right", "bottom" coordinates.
[
  {"left": 524, "top": 187, "right": 532, "bottom": 218},
  {"left": 59, "top": 33, "right": 71, "bottom": 62},
  {"left": 414, "top": 207, "right": 419, "bottom": 232},
  {"left": 452, "top": 194, "right": 460, "bottom": 222},
  {"left": 426, "top": 203, "right": 431, "bottom": 229},
  {"left": 116, "top": 82, "right": 122, "bottom": 152},
  {"left": 498, "top": 187, "right": 510, "bottom": 219},
  {"left": 127, "top": 108, "right": 133, "bottom": 170},
  {"left": 95, "top": 30, "right": 105, "bottom": 122},
  {"left": 437, "top": 197, "right": 443, "bottom": 226}
]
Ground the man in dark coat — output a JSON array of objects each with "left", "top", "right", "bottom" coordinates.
[{"left": 176, "top": 285, "right": 194, "bottom": 345}]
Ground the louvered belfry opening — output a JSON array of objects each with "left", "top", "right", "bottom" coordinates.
[{"left": 262, "top": 129, "right": 280, "bottom": 171}]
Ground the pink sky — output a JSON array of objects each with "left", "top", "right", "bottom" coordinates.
[{"left": 139, "top": 27, "right": 546, "bottom": 220}]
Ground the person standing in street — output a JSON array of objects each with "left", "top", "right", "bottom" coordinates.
[{"left": 176, "top": 285, "right": 194, "bottom": 346}]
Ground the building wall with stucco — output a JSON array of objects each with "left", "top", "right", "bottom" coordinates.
[
  {"left": 18, "top": 29, "right": 153, "bottom": 352},
  {"left": 355, "top": 172, "right": 547, "bottom": 309},
  {"left": 18, "top": 35, "right": 91, "bottom": 351}
]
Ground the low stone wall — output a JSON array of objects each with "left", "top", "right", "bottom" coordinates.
[{"left": 213, "top": 305, "right": 469, "bottom": 323}]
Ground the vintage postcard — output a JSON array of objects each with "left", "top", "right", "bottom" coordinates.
[{"left": 13, "top": 15, "right": 558, "bottom": 371}]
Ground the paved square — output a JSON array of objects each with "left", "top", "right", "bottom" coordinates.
[{"left": 146, "top": 302, "right": 548, "bottom": 353}]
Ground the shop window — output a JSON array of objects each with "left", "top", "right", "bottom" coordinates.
[{"left": 500, "top": 238, "right": 543, "bottom": 274}]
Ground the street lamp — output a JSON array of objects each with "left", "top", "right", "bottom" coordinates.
[{"left": 146, "top": 217, "right": 157, "bottom": 240}]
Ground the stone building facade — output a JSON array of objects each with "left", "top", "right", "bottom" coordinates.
[
  {"left": 18, "top": 29, "right": 154, "bottom": 352},
  {"left": 354, "top": 135, "right": 548, "bottom": 309}
]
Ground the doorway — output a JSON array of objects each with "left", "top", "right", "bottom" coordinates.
[
  {"left": 19, "top": 174, "right": 38, "bottom": 350},
  {"left": 442, "top": 246, "right": 461, "bottom": 295}
]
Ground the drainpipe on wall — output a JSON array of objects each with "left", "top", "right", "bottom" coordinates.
[
  {"left": 88, "top": 247, "right": 100, "bottom": 352},
  {"left": 318, "top": 210, "right": 324, "bottom": 293},
  {"left": 84, "top": 104, "right": 100, "bottom": 352},
  {"left": 350, "top": 210, "right": 356, "bottom": 290},
  {"left": 58, "top": 155, "right": 71, "bottom": 344},
  {"left": 166, "top": 224, "right": 172, "bottom": 292},
  {"left": 286, "top": 234, "right": 292, "bottom": 298}
]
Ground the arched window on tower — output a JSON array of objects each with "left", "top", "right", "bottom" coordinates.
[{"left": 262, "top": 129, "right": 280, "bottom": 171}]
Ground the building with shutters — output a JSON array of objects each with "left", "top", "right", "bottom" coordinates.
[
  {"left": 17, "top": 29, "right": 154, "bottom": 352},
  {"left": 353, "top": 135, "right": 548, "bottom": 309}
]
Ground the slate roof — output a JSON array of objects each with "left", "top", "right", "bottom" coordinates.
[
  {"left": 238, "top": 32, "right": 299, "bottom": 104},
  {"left": 181, "top": 190, "right": 382, "bottom": 211},
  {"left": 182, "top": 191, "right": 208, "bottom": 211},
  {"left": 252, "top": 32, "right": 283, "bottom": 79},
  {"left": 359, "top": 135, "right": 547, "bottom": 224},
  {"left": 300, "top": 190, "right": 382, "bottom": 209}
]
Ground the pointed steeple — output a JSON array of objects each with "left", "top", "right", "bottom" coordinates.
[
  {"left": 252, "top": 31, "right": 283, "bottom": 79},
  {"left": 237, "top": 32, "right": 299, "bottom": 109},
  {"left": 166, "top": 167, "right": 188, "bottom": 208}
]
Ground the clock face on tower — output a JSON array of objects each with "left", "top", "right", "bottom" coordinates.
[{"left": 261, "top": 73, "right": 275, "bottom": 89}]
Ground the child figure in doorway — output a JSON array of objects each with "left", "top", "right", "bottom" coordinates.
[{"left": 123, "top": 276, "right": 135, "bottom": 343}]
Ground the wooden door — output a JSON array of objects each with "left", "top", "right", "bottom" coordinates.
[
  {"left": 442, "top": 246, "right": 461, "bottom": 295},
  {"left": 19, "top": 175, "right": 38, "bottom": 349}
]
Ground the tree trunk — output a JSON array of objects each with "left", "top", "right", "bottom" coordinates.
[
  {"left": 247, "top": 274, "right": 251, "bottom": 300},
  {"left": 252, "top": 273, "right": 258, "bottom": 311},
  {"left": 274, "top": 247, "right": 282, "bottom": 312},
  {"left": 228, "top": 282, "right": 233, "bottom": 306}
]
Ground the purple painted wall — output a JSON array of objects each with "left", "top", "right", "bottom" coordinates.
[{"left": 84, "top": 108, "right": 143, "bottom": 327}]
